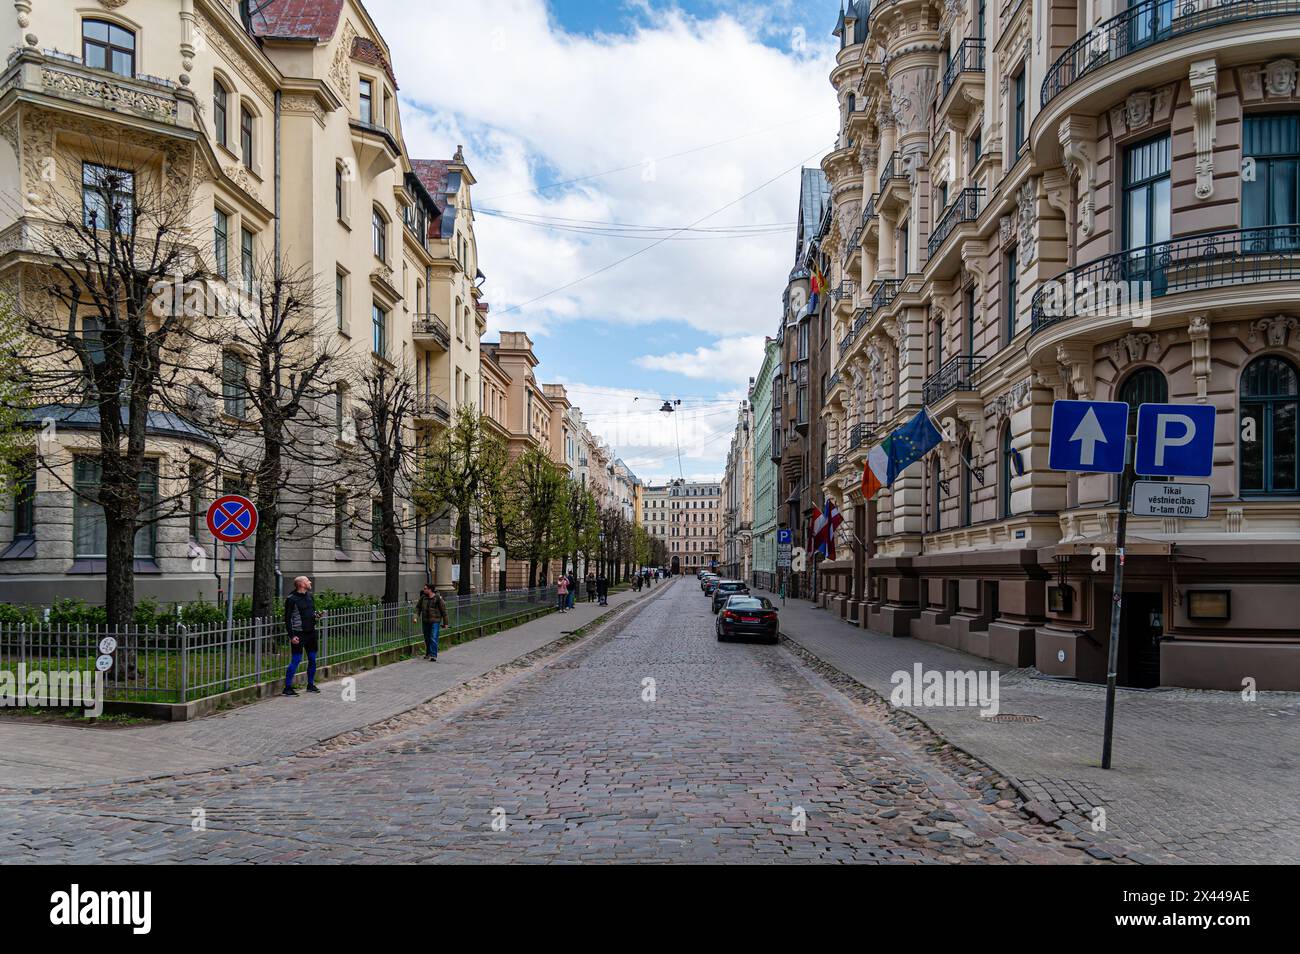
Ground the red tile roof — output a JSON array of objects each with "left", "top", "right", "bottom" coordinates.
[
  {"left": 251, "top": 0, "right": 345, "bottom": 40},
  {"left": 351, "top": 35, "right": 397, "bottom": 87},
  {"left": 411, "top": 159, "right": 451, "bottom": 197}
]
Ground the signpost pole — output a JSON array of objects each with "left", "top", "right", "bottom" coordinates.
[
  {"left": 1101, "top": 441, "right": 1134, "bottom": 770},
  {"left": 224, "top": 542, "right": 236, "bottom": 689}
]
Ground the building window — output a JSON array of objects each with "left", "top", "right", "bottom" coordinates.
[
  {"left": 336, "top": 163, "right": 346, "bottom": 221},
  {"left": 240, "top": 227, "right": 255, "bottom": 292},
  {"left": 959, "top": 439, "right": 973, "bottom": 527},
  {"left": 1128, "top": 0, "right": 1174, "bottom": 47},
  {"left": 83, "top": 163, "right": 133, "bottom": 232},
  {"left": 12, "top": 459, "right": 36, "bottom": 538},
  {"left": 977, "top": 0, "right": 986, "bottom": 37},
  {"left": 1243, "top": 114, "right": 1300, "bottom": 249},
  {"left": 213, "top": 79, "right": 229, "bottom": 148},
  {"left": 359, "top": 78, "right": 373, "bottom": 124},
  {"left": 240, "top": 105, "right": 254, "bottom": 170},
  {"left": 999, "top": 425, "right": 1015, "bottom": 518},
  {"left": 334, "top": 489, "right": 347, "bottom": 551},
  {"left": 187, "top": 461, "right": 205, "bottom": 540},
  {"left": 74, "top": 458, "right": 156, "bottom": 558},
  {"left": 1123, "top": 135, "right": 1171, "bottom": 290},
  {"left": 372, "top": 207, "right": 388, "bottom": 261},
  {"left": 930, "top": 456, "right": 942, "bottom": 533},
  {"left": 1119, "top": 367, "right": 1169, "bottom": 483},
  {"left": 898, "top": 220, "right": 910, "bottom": 275},
  {"left": 335, "top": 382, "right": 346, "bottom": 440},
  {"left": 963, "top": 283, "right": 977, "bottom": 355},
  {"left": 213, "top": 208, "right": 229, "bottom": 279},
  {"left": 371, "top": 501, "right": 384, "bottom": 551},
  {"left": 1004, "top": 247, "right": 1018, "bottom": 343},
  {"left": 335, "top": 270, "right": 346, "bottom": 333},
  {"left": 1012, "top": 67, "right": 1026, "bottom": 154},
  {"left": 222, "top": 350, "right": 248, "bottom": 419},
  {"left": 82, "top": 19, "right": 135, "bottom": 77},
  {"left": 372, "top": 303, "right": 388, "bottom": 357},
  {"left": 969, "top": 128, "right": 982, "bottom": 170},
  {"left": 1240, "top": 355, "right": 1298, "bottom": 495}
]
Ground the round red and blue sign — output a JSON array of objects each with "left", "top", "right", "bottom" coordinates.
[{"left": 206, "top": 494, "right": 258, "bottom": 543}]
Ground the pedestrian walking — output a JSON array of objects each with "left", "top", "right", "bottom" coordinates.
[
  {"left": 586, "top": 572, "right": 596, "bottom": 603},
  {"left": 282, "top": 576, "right": 321, "bottom": 696},
  {"left": 596, "top": 573, "right": 608, "bottom": 606},
  {"left": 556, "top": 574, "right": 570, "bottom": 612},
  {"left": 414, "top": 583, "right": 449, "bottom": 661},
  {"left": 567, "top": 571, "right": 578, "bottom": 609}
]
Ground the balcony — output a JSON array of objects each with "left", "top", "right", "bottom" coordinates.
[
  {"left": 412, "top": 313, "right": 450, "bottom": 349},
  {"left": 824, "top": 455, "right": 841, "bottom": 479},
  {"left": 848, "top": 421, "right": 878, "bottom": 451},
  {"left": 870, "top": 279, "right": 902, "bottom": 314},
  {"left": 927, "top": 187, "right": 984, "bottom": 264},
  {"left": 878, "top": 152, "right": 904, "bottom": 192},
  {"left": 2, "top": 47, "right": 194, "bottom": 131},
  {"left": 823, "top": 371, "right": 841, "bottom": 399},
  {"left": 1030, "top": 225, "right": 1300, "bottom": 335},
  {"left": 839, "top": 325, "right": 857, "bottom": 355},
  {"left": 941, "top": 38, "right": 986, "bottom": 101},
  {"left": 1042, "top": 0, "right": 1300, "bottom": 108},
  {"left": 413, "top": 393, "right": 451, "bottom": 424},
  {"left": 922, "top": 355, "right": 988, "bottom": 406},
  {"left": 350, "top": 117, "right": 400, "bottom": 178}
]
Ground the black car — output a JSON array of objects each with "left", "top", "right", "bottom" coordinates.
[
  {"left": 716, "top": 595, "right": 779, "bottom": 643},
  {"left": 711, "top": 580, "right": 749, "bottom": 613}
]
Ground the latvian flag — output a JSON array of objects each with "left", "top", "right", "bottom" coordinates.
[
  {"left": 862, "top": 407, "right": 946, "bottom": 500},
  {"left": 811, "top": 498, "right": 843, "bottom": 559}
]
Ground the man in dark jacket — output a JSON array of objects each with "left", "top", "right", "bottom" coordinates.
[
  {"left": 414, "top": 584, "right": 449, "bottom": 661},
  {"left": 283, "top": 576, "right": 320, "bottom": 696}
]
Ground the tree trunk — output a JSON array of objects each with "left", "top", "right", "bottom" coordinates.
[
  {"left": 103, "top": 512, "right": 136, "bottom": 628},
  {"left": 457, "top": 509, "right": 473, "bottom": 596},
  {"left": 381, "top": 482, "right": 401, "bottom": 605}
]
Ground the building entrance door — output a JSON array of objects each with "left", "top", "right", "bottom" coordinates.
[{"left": 1121, "top": 592, "right": 1163, "bottom": 688}]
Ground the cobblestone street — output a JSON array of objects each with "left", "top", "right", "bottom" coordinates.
[{"left": 0, "top": 580, "right": 1106, "bottom": 863}]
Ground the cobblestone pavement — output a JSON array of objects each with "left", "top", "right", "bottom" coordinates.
[
  {"left": 0, "top": 585, "right": 648, "bottom": 790},
  {"left": 764, "top": 591, "right": 1300, "bottom": 865},
  {"left": 0, "top": 579, "right": 1106, "bottom": 863}
]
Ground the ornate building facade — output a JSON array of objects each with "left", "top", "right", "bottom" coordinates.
[{"left": 815, "top": 0, "right": 1300, "bottom": 689}]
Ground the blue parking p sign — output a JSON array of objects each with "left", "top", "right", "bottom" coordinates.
[
  {"left": 1134, "top": 403, "right": 1215, "bottom": 478},
  {"left": 777, "top": 528, "right": 793, "bottom": 545},
  {"left": 1048, "top": 400, "right": 1128, "bottom": 474}
]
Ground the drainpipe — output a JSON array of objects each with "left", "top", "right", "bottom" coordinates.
[{"left": 272, "top": 90, "right": 283, "bottom": 600}]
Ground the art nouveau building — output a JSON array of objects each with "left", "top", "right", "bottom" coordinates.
[
  {"left": 750, "top": 338, "right": 780, "bottom": 589},
  {"left": 643, "top": 480, "right": 720, "bottom": 575},
  {"left": 0, "top": 0, "right": 484, "bottom": 604},
  {"left": 817, "top": 0, "right": 1300, "bottom": 688},
  {"left": 718, "top": 398, "right": 753, "bottom": 580}
]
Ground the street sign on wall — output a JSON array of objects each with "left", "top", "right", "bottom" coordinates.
[{"left": 1130, "top": 481, "right": 1211, "bottom": 519}]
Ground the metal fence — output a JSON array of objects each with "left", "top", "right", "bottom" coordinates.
[{"left": 0, "top": 585, "right": 557, "bottom": 705}]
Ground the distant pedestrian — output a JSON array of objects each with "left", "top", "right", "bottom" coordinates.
[
  {"left": 567, "top": 571, "right": 578, "bottom": 609},
  {"left": 596, "top": 573, "right": 608, "bottom": 606},
  {"left": 283, "top": 576, "right": 320, "bottom": 696},
  {"left": 556, "top": 574, "right": 570, "bottom": 612},
  {"left": 586, "top": 572, "right": 596, "bottom": 603},
  {"left": 414, "top": 583, "right": 448, "bottom": 661}
]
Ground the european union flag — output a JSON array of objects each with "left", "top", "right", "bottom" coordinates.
[{"left": 885, "top": 409, "right": 945, "bottom": 486}]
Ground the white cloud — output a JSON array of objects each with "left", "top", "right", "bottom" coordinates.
[
  {"left": 373, "top": 0, "right": 837, "bottom": 339},
  {"left": 635, "top": 334, "right": 766, "bottom": 385}
]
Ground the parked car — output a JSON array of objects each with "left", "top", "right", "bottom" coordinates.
[
  {"left": 700, "top": 572, "right": 718, "bottom": 592},
  {"left": 702, "top": 576, "right": 722, "bottom": 595},
  {"left": 716, "top": 595, "right": 779, "bottom": 643},
  {"left": 711, "top": 580, "right": 750, "bottom": 613}
]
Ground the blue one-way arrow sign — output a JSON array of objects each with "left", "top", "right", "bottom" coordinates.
[
  {"left": 1048, "top": 400, "right": 1128, "bottom": 474},
  {"left": 1134, "top": 403, "right": 1216, "bottom": 478}
]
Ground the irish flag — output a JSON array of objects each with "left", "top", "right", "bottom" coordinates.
[{"left": 861, "top": 408, "right": 945, "bottom": 500}]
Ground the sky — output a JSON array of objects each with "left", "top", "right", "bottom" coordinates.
[{"left": 369, "top": 0, "right": 840, "bottom": 483}]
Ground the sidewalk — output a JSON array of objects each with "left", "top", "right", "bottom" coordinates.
[
  {"left": 0, "top": 584, "right": 651, "bottom": 791},
  {"left": 762, "top": 589, "right": 1300, "bottom": 864}
]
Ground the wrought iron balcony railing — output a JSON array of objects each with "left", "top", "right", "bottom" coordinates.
[
  {"left": 941, "top": 38, "right": 986, "bottom": 101},
  {"left": 1042, "top": 0, "right": 1300, "bottom": 108},
  {"left": 831, "top": 280, "right": 857, "bottom": 303},
  {"left": 413, "top": 313, "right": 450, "bottom": 347},
  {"left": 823, "top": 371, "right": 841, "bottom": 398},
  {"left": 871, "top": 279, "right": 902, "bottom": 313},
  {"left": 824, "top": 455, "right": 841, "bottom": 479},
  {"left": 414, "top": 393, "right": 451, "bottom": 422},
  {"left": 849, "top": 421, "right": 877, "bottom": 450},
  {"left": 927, "top": 187, "right": 984, "bottom": 258},
  {"left": 922, "top": 355, "right": 989, "bottom": 406},
  {"left": 1030, "top": 225, "right": 1300, "bottom": 334},
  {"left": 839, "top": 327, "right": 857, "bottom": 354},
  {"left": 863, "top": 193, "right": 877, "bottom": 225},
  {"left": 878, "top": 152, "right": 903, "bottom": 192}
]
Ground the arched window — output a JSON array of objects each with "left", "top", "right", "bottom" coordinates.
[
  {"left": 1119, "top": 367, "right": 1168, "bottom": 482},
  {"left": 213, "top": 79, "right": 229, "bottom": 148},
  {"left": 83, "top": 19, "right": 135, "bottom": 77},
  {"left": 999, "top": 424, "right": 1014, "bottom": 518},
  {"left": 1241, "top": 355, "right": 1298, "bottom": 494},
  {"left": 930, "top": 456, "right": 942, "bottom": 533},
  {"left": 959, "top": 439, "right": 973, "bottom": 527}
]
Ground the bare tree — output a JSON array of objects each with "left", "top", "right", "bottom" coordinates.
[
  {"left": 415, "top": 407, "right": 507, "bottom": 596},
  {"left": 11, "top": 139, "right": 206, "bottom": 625},
  {"left": 0, "top": 300, "right": 33, "bottom": 495},
  {"left": 207, "top": 253, "right": 341, "bottom": 619},
  {"left": 512, "top": 447, "right": 566, "bottom": 588},
  {"left": 347, "top": 358, "right": 416, "bottom": 604}
]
